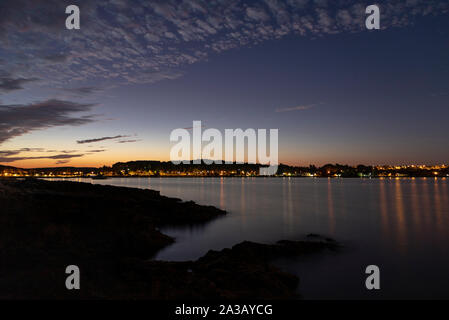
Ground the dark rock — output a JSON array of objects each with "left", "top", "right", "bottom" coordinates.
[{"left": 0, "top": 178, "right": 337, "bottom": 299}]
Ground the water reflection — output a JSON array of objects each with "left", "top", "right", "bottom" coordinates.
[
  {"left": 442, "top": 179, "right": 449, "bottom": 213},
  {"left": 240, "top": 178, "right": 246, "bottom": 225},
  {"left": 410, "top": 178, "right": 421, "bottom": 236},
  {"left": 220, "top": 177, "right": 225, "bottom": 210},
  {"left": 421, "top": 180, "right": 432, "bottom": 233},
  {"left": 287, "top": 178, "right": 294, "bottom": 234},
  {"left": 48, "top": 177, "right": 449, "bottom": 299},
  {"left": 327, "top": 178, "right": 335, "bottom": 234},
  {"left": 379, "top": 179, "right": 389, "bottom": 239},
  {"left": 434, "top": 179, "right": 443, "bottom": 236},
  {"left": 394, "top": 179, "right": 407, "bottom": 254}
]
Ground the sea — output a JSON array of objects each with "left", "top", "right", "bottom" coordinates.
[{"left": 51, "top": 177, "right": 449, "bottom": 299}]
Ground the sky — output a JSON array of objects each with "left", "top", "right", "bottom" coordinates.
[{"left": 0, "top": 0, "right": 448, "bottom": 168}]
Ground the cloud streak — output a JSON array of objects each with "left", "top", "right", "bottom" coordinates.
[
  {"left": 0, "top": 148, "right": 101, "bottom": 164},
  {"left": 0, "top": 153, "right": 84, "bottom": 163},
  {"left": 55, "top": 160, "right": 70, "bottom": 165},
  {"left": 276, "top": 104, "right": 316, "bottom": 112},
  {"left": 0, "top": 76, "right": 39, "bottom": 93},
  {"left": 0, "top": 99, "right": 97, "bottom": 144},
  {"left": 61, "top": 87, "right": 101, "bottom": 95},
  {"left": 88, "top": 149, "right": 107, "bottom": 153},
  {"left": 77, "top": 135, "right": 129, "bottom": 144}
]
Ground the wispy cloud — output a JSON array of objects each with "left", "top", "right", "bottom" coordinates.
[
  {"left": 42, "top": 53, "right": 69, "bottom": 63},
  {"left": 0, "top": 75, "right": 39, "bottom": 93},
  {"left": 76, "top": 135, "right": 129, "bottom": 144},
  {"left": 0, "top": 99, "right": 97, "bottom": 144},
  {"left": 0, "top": 148, "right": 45, "bottom": 157},
  {"left": 276, "top": 104, "right": 316, "bottom": 113},
  {"left": 116, "top": 139, "right": 140, "bottom": 144},
  {"left": 0, "top": 153, "right": 84, "bottom": 163},
  {"left": 55, "top": 160, "right": 70, "bottom": 165},
  {"left": 61, "top": 87, "right": 101, "bottom": 95},
  {"left": 0, "top": 150, "right": 22, "bottom": 157},
  {"left": 0, "top": 148, "right": 89, "bottom": 164},
  {"left": 87, "top": 149, "right": 107, "bottom": 153},
  {"left": 46, "top": 149, "right": 78, "bottom": 154}
]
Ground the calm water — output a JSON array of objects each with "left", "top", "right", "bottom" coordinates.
[{"left": 55, "top": 177, "right": 449, "bottom": 299}]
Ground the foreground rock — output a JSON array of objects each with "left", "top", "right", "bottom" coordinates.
[{"left": 0, "top": 178, "right": 337, "bottom": 299}]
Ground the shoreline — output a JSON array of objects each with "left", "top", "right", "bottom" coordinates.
[
  {"left": 25, "top": 175, "right": 449, "bottom": 179},
  {"left": 0, "top": 178, "right": 338, "bottom": 299}
]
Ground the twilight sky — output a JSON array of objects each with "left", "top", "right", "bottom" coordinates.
[{"left": 0, "top": 0, "right": 448, "bottom": 168}]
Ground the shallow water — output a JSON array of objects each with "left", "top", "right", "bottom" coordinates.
[{"left": 53, "top": 177, "right": 449, "bottom": 299}]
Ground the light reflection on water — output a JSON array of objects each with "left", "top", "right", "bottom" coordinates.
[{"left": 53, "top": 177, "right": 449, "bottom": 299}]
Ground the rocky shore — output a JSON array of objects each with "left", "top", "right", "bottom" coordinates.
[{"left": 0, "top": 178, "right": 337, "bottom": 299}]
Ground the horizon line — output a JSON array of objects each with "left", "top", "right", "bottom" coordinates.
[{"left": 1, "top": 159, "right": 447, "bottom": 170}]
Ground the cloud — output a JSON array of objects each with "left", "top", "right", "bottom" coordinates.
[
  {"left": 45, "top": 149, "right": 78, "bottom": 154},
  {"left": 0, "top": 153, "right": 84, "bottom": 163},
  {"left": 17, "top": 147, "right": 46, "bottom": 152},
  {"left": 61, "top": 87, "right": 101, "bottom": 95},
  {"left": 76, "top": 135, "right": 129, "bottom": 144},
  {"left": 117, "top": 139, "right": 139, "bottom": 144},
  {"left": 276, "top": 104, "right": 316, "bottom": 112},
  {"left": 0, "top": 76, "right": 39, "bottom": 93},
  {"left": 0, "top": 150, "right": 21, "bottom": 157},
  {"left": 246, "top": 7, "right": 271, "bottom": 21},
  {"left": 1, "top": 148, "right": 74, "bottom": 154},
  {"left": 55, "top": 160, "right": 70, "bottom": 165},
  {"left": 47, "top": 154, "right": 84, "bottom": 160},
  {"left": 42, "top": 54, "right": 69, "bottom": 63},
  {"left": 1, "top": 0, "right": 447, "bottom": 88},
  {"left": 0, "top": 148, "right": 45, "bottom": 157},
  {"left": 0, "top": 99, "right": 97, "bottom": 144},
  {"left": 0, "top": 148, "right": 91, "bottom": 164},
  {"left": 88, "top": 149, "right": 107, "bottom": 153}
]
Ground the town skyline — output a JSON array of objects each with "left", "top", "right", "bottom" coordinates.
[{"left": 1, "top": 159, "right": 448, "bottom": 179}]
